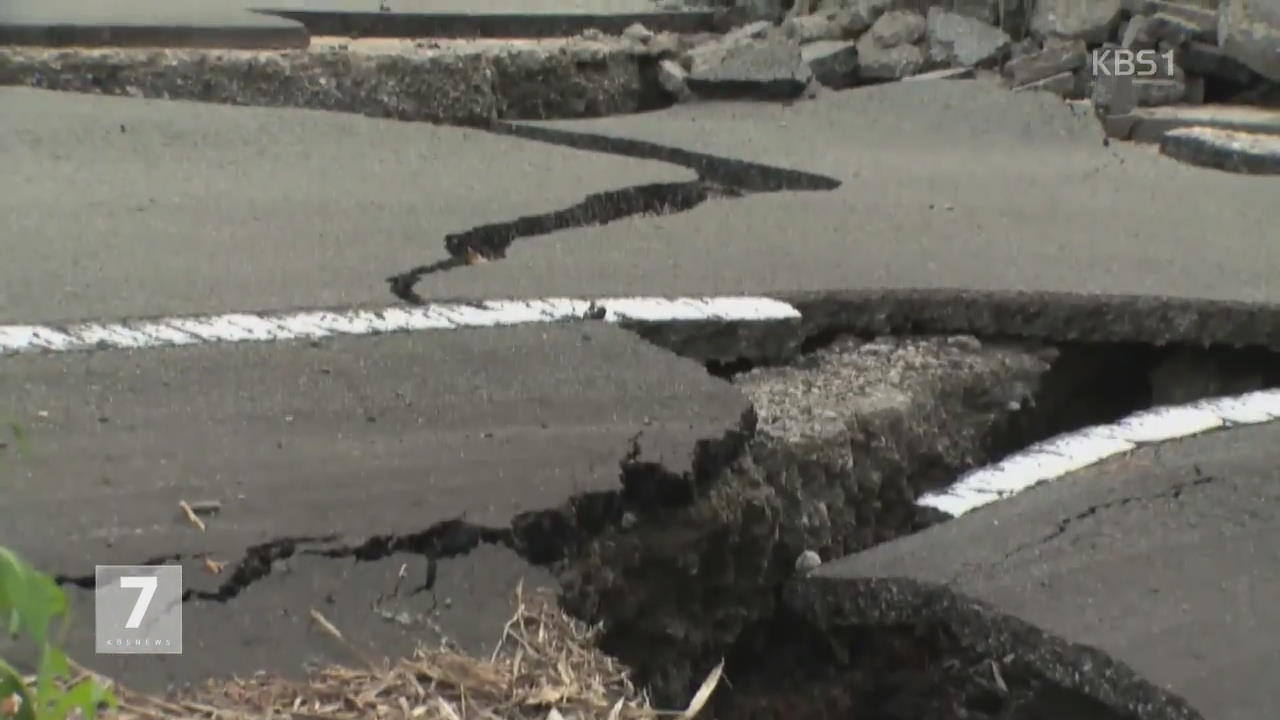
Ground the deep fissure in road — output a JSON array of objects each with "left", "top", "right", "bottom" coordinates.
[
  {"left": 521, "top": 333, "right": 1280, "bottom": 719},
  {"left": 386, "top": 123, "right": 841, "bottom": 304},
  {"left": 49, "top": 325, "right": 1280, "bottom": 719}
]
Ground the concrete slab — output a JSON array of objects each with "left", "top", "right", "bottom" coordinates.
[
  {"left": 0, "top": 0, "right": 308, "bottom": 49},
  {"left": 807, "top": 422, "right": 1280, "bottom": 720},
  {"left": 404, "top": 81, "right": 1279, "bottom": 309},
  {"left": 0, "top": 88, "right": 693, "bottom": 326}
]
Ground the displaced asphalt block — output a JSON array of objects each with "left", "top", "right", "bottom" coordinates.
[
  {"left": 1159, "top": 126, "right": 1280, "bottom": 175},
  {"left": 802, "top": 40, "right": 859, "bottom": 89},
  {"left": 794, "top": 422, "right": 1280, "bottom": 720},
  {"left": 687, "top": 40, "right": 813, "bottom": 100},
  {"left": 0, "top": 323, "right": 750, "bottom": 690},
  {"left": 1118, "top": 104, "right": 1280, "bottom": 143},
  {"left": 0, "top": 0, "right": 308, "bottom": 49}
]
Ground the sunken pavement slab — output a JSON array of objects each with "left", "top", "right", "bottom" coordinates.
[
  {"left": 1159, "top": 125, "right": 1280, "bottom": 174},
  {"left": 0, "top": 324, "right": 750, "bottom": 690},
  {"left": 796, "top": 421, "right": 1280, "bottom": 720}
]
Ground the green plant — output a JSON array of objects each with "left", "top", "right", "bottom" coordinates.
[{"left": 0, "top": 548, "right": 116, "bottom": 720}]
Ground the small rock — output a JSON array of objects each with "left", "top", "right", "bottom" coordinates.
[
  {"left": 782, "top": 13, "right": 841, "bottom": 42},
  {"left": 1161, "top": 126, "right": 1280, "bottom": 174},
  {"left": 1218, "top": 0, "right": 1280, "bottom": 82},
  {"left": 822, "top": 0, "right": 893, "bottom": 37},
  {"left": 925, "top": 7, "right": 1011, "bottom": 68},
  {"left": 856, "top": 37, "right": 926, "bottom": 79},
  {"left": 622, "top": 22, "right": 655, "bottom": 44},
  {"left": 803, "top": 40, "right": 860, "bottom": 88},
  {"left": 868, "top": 10, "right": 927, "bottom": 48},
  {"left": 795, "top": 549, "right": 823, "bottom": 573},
  {"left": 1030, "top": 0, "right": 1122, "bottom": 44},
  {"left": 658, "top": 59, "right": 692, "bottom": 100},
  {"left": 1003, "top": 38, "right": 1087, "bottom": 85}
]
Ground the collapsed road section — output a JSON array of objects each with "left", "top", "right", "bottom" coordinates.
[{"left": 13, "top": 305, "right": 1280, "bottom": 720}]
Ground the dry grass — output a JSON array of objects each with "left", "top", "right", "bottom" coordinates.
[{"left": 69, "top": 584, "right": 723, "bottom": 720}]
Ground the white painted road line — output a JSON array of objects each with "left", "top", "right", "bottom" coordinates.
[
  {"left": 920, "top": 387, "right": 1280, "bottom": 517},
  {"left": 0, "top": 296, "right": 803, "bottom": 357}
]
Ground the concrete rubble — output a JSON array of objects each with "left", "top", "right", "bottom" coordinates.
[{"left": 5, "top": 0, "right": 1278, "bottom": 144}]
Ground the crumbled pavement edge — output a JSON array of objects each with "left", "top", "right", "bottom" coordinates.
[
  {"left": 782, "top": 574, "right": 1203, "bottom": 720},
  {"left": 552, "top": 334, "right": 1059, "bottom": 704},
  {"left": 0, "top": 37, "right": 675, "bottom": 124}
]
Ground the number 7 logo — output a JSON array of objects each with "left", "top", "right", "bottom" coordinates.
[{"left": 120, "top": 576, "right": 158, "bottom": 629}]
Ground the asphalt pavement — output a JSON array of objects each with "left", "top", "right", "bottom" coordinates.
[
  {"left": 810, "top": 421, "right": 1280, "bottom": 720},
  {"left": 0, "top": 323, "right": 747, "bottom": 689},
  {"left": 4, "top": 64, "right": 1280, "bottom": 714},
  {"left": 0, "top": 87, "right": 692, "bottom": 325}
]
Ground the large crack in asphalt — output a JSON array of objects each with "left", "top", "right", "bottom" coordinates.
[
  {"left": 51, "top": 325, "right": 1280, "bottom": 718},
  {"left": 47, "top": 314, "right": 1280, "bottom": 719},
  {"left": 385, "top": 122, "right": 841, "bottom": 304}
]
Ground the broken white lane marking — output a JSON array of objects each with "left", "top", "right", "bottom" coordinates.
[
  {"left": 919, "top": 387, "right": 1280, "bottom": 517},
  {"left": 0, "top": 296, "right": 802, "bottom": 357}
]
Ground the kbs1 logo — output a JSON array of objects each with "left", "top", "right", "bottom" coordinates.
[{"left": 1091, "top": 48, "right": 1177, "bottom": 77}]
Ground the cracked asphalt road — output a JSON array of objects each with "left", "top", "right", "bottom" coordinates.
[
  {"left": 0, "top": 324, "right": 747, "bottom": 689},
  {"left": 815, "top": 422, "right": 1280, "bottom": 720},
  {"left": 3, "top": 70, "right": 1280, "bottom": 713}
]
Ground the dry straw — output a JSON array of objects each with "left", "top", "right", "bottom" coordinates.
[{"left": 67, "top": 583, "right": 723, "bottom": 720}]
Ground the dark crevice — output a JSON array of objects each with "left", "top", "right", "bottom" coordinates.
[
  {"left": 722, "top": 611, "right": 1139, "bottom": 720},
  {"left": 386, "top": 180, "right": 725, "bottom": 304},
  {"left": 302, "top": 518, "right": 512, "bottom": 562},
  {"left": 487, "top": 121, "right": 842, "bottom": 193},
  {"left": 47, "top": 316, "right": 1280, "bottom": 717},
  {"left": 187, "top": 535, "right": 338, "bottom": 602},
  {"left": 529, "top": 330, "right": 1280, "bottom": 715},
  {"left": 54, "top": 552, "right": 185, "bottom": 589},
  {"left": 386, "top": 123, "right": 840, "bottom": 304}
]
